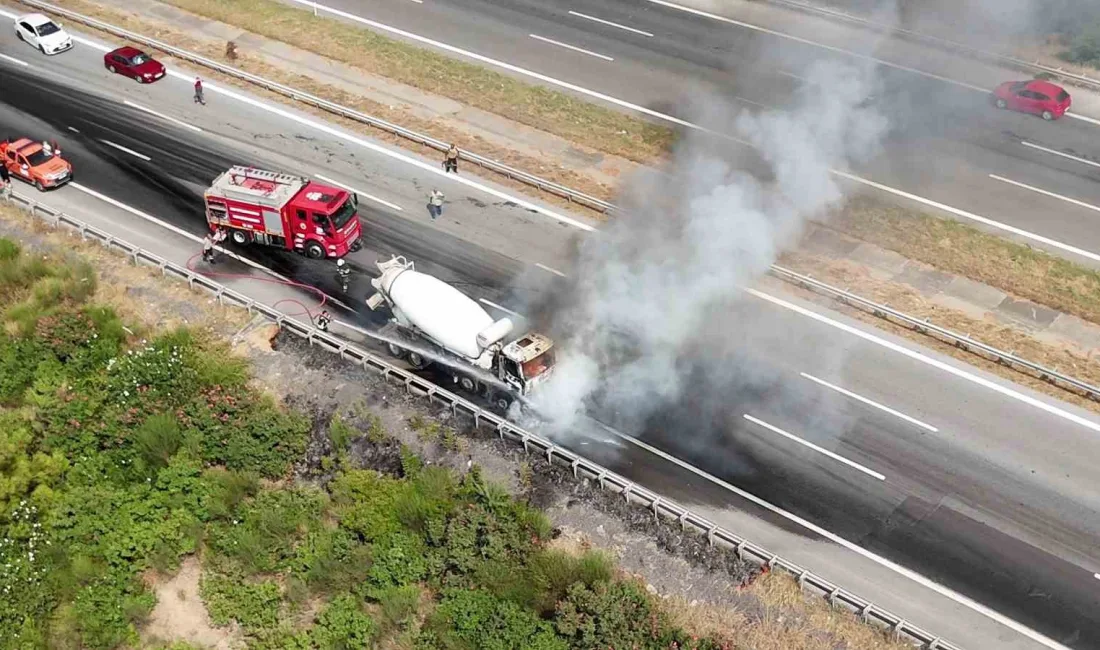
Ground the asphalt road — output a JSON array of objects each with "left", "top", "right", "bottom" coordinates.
[
  {"left": 3, "top": 19, "right": 1100, "bottom": 650},
  {"left": 291, "top": 0, "right": 1100, "bottom": 267}
]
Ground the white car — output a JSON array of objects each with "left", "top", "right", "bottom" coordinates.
[{"left": 14, "top": 13, "right": 73, "bottom": 55}]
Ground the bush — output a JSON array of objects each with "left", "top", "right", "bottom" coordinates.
[
  {"left": 553, "top": 580, "right": 671, "bottom": 650},
  {"left": 528, "top": 549, "right": 614, "bottom": 613},
  {"left": 134, "top": 413, "right": 183, "bottom": 472},
  {"left": 188, "top": 389, "right": 309, "bottom": 478},
  {"left": 1061, "top": 20, "right": 1100, "bottom": 66},
  {"left": 201, "top": 575, "right": 283, "bottom": 631},
  {"left": 206, "top": 488, "right": 326, "bottom": 576},
  {"left": 291, "top": 528, "right": 373, "bottom": 596},
  {"left": 424, "top": 588, "right": 566, "bottom": 650},
  {"left": 311, "top": 593, "right": 377, "bottom": 649}
]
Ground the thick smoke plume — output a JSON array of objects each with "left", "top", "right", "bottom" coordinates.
[{"left": 530, "top": 59, "right": 887, "bottom": 435}]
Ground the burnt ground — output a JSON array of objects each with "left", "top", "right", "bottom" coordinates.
[{"left": 261, "top": 331, "right": 764, "bottom": 611}]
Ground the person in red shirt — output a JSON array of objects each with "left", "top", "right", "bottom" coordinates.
[{"left": 194, "top": 77, "right": 205, "bottom": 105}]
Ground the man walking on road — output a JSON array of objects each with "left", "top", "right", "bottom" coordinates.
[
  {"left": 0, "top": 161, "right": 11, "bottom": 201},
  {"left": 427, "top": 189, "right": 445, "bottom": 221},
  {"left": 443, "top": 144, "right": 459, "bottom": 174},
  {"left": 194, "top": 77, "right": 205, "bottom": 105}
]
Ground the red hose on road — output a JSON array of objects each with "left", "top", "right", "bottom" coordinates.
[{"left": 185, "top": 251, "right": 329, "bottom": 322}]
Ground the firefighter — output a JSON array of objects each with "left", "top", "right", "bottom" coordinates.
[
  {"left": 201, "top": 232, "right": 216, "bottom": 264},
  {"left": 316, "top": 309, "right": 332, "bottom": 332},
  {"left": 0, "top": 161, "right": 11, "bottom": 201},
  {"left": 213, "top": 226, "right": 228, "bottom": 245},
  {"left": 443, "top": 144, "right": 459, "bottom": 174},
  {"left": 336, "top": 257, "right": 351, "bottom": 293},
  {"left": 427, "top": 189, "right": 445, "bottom": 221}
]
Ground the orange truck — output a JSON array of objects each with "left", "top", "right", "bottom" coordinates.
[
  {"left": 1, "top": 138, "right": 73, "bottom": 190},
  {"left": 203, "top": 166, "right": 363, "bottom": 260}
]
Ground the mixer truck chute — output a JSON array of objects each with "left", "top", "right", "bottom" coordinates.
[{"left": 366, "top": 256, "right": 555, "bottom": 409}]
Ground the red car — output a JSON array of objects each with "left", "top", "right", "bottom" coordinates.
[
  {"left": 991, "top": 79, "right": 1071, "bottom": 121},
  {"left": 103, "top": 46, "right": 165, "bottom": 83}
]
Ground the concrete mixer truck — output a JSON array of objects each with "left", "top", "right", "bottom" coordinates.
[{"left": 365, "top": 256, "right": 555, "bottom": 410}]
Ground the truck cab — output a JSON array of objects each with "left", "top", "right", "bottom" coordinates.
[
  {"left": 498, "top": 333, "right": 555, "bottom": 396},
  {"left": 285, "top": 185, "right": 362, "bottom": 259}
]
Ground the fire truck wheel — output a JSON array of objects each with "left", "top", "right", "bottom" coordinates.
[
  {"left": 231, "top": 230, "right": 252, "bottom": 245},
  {"left": 386, "top": 342, "right": 405, "bottom": 358},
  {"left": 407, "top": 351, "right": 430, "bottom": 369},
  {"left": 459, "top": 376, "right": 477, "bottom": 393},
  {"left": 304, "top": 241, "right": 325, "bottom": 259}
]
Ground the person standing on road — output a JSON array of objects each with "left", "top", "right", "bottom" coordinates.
[
  {"left": 443, "top": 144, "right": 459, "bottom": 174},
  {"left": 0, "top": 162, "right": 11, "bottom": 201},
  {"left": 202, "top": 232, "right": 216, "bottom": 264},
  {"left": 426, "top": 189, "right": 445, "bottom": 221},
  {"left": 194, "top": 77, "right": 205, "bottom": 105},
  {"left": 336, "top": 257, "right": 351, "bottom": 292}
]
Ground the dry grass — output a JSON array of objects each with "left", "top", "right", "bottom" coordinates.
[
  {"left": 0, "top": 199, "right": 249, "bottom": 336},
  {"left": 114, "top": 0, "right": 675, "bottom": 165},
  {"left": 778, "top": 249, "right": 1100, "bottom": 414},
  {"left": 833, "top": 196, "right": 1100, "bottom": 325}
]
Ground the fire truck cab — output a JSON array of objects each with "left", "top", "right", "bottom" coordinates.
[{"left": 203, "top": 166, "right": 363, "bottom": 260}]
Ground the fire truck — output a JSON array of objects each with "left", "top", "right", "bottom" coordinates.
[{"left": 203, "top": 166, "right": 363, "bottom": 259}]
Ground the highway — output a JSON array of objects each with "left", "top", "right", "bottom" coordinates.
[
  {"left": 2, "top": 14, "right": 1100, "bottom": 650},
  {"left": 277, "top": 0, "right": 1100, "bottom": 267}
]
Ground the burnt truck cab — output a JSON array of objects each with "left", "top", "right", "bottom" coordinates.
[
  {"left": 497, "top": 333, "right": 555, "bottom": 397},
  {"left": 204, "top": 166, "right": 363, "bottom": 260}
]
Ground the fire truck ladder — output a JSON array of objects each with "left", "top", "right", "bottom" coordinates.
[{"left": 227, "top": 165, "right": 305, "bottom": 190}]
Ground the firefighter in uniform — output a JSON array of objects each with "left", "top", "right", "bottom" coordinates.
[
  {"left": 336, "top": 257, "right": 351, "bottom": 293},
  {"left": 316, "top": 309, "right": 332, "bottom": 332},
  {"left": 201, "top": 232, "right": 216, "bottom": 264}
]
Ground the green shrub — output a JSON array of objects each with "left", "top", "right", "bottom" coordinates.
[
  {"left": 332, "top": 470, "right": 403, "bottom": 542},
  {"left": 134, "top": 413, "right": 183, "bottom": 471},
  {"left": 424, "top": 588, "right": 566, "bottom": 650},
  {"left": 553, "top": 580, "right": 671, "bottom": 650},
  {"left": 1061, "top": 20, "right": 1100, "bottom": 66},
  {"left": 528, "top": 549, "right": 614, "bottom": 613},
  {"left": 200, "top": 574, "right": 282, "bottom": 631},
  {"left": 206, "top": 487, "right": 326, "bottom": 576},
  {"left": 0, "top": 414, "right": 68, "bottom": 522},
  {"left": 291, "top": 528, "right": 373, "bottom": 596},
  {"left": 365, "top": 531, "right": 428, "bottom": 592},
  {"left": 311, "top": 593, "right": 377, "bottom": 649},
  {"left": 203, "top": 467, "right": 260, "bottom": 521},
  {"left": 189, "top": 390, "right": 309, "bottom": 478},
  {"left": 376, "top": 585, "right": 421, "bottom": 630}
]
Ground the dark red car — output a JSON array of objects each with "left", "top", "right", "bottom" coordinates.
[
  {"left": 103, "top": 46, "right": 165, "bottom": 84},
  {"left": 991, "top": 79, "right": 1071, "bottom": 121}
]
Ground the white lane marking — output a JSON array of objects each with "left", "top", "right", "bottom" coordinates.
[
  {"left": 568, "top": 10, "right": 654, "bottom": 37},
  {"left": 280, "top": 0, "right": 702, "bottom": 131},
  {"left": 535, "top": 262, "right": 567, "bottom": 277},
  {"left": 314, "top": 174, "right": 404, "bottom": 211},
  {"left": 67, "top": 126, "right": 79, "bottom": 133},
  {"left": 800, "top": 372, "right": 939, "bottom": 432},
  {"left": 23, "top": 13, "right": 597, "bottom": 233},
  {"left": 479, "top": 298, "right": 524, "bottom": 318},
  {"left": 743, "top": 413, "right": 886, "bottom": 480},
  {"left": 748, "top": 287, "right": 1100, "bottom": 437},
  {"left": 1094, "top": 572, "right": 1100, "bottom": 581},
  {"left": 0, "top": 52, "right": 29, "bottom": 67},
  {"left": 1067, "top": 112, "right": 1100, "bottom": 127},
  {"left": 989, "top": 174, "right": 1100, "bottom": 214},
  {"left": 1020, "top": 141, "right": 1100, "bottom": 170},
  {"left": 833, "top": 169, "right": 1100, "bottom": 263},
  {"left": 595, "top": 419, "right": 1073, "bottom": 650},
  {"left": 529, "top": 34, "right": 615, "bottom": 61},
  {"left": 99, "top": 139, "right": 151, "bottom": 161},
  {"left": 777, "top": 69, "right": 804, "bottom": 81},
  {"left": 641, "top": 0, "right": 985, "bottom": 92},
  {"left": 123, "top": 100, "right": 204, "bottom": 133}
]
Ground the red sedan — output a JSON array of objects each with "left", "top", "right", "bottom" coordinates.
[
  {"left": 991, "top": 79, "right": 1071, "bottom": 121},
  {"left": 103, "top": 46, "right": 165, "bottom": 83}
]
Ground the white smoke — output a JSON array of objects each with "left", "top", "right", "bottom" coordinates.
[{"left": 531, "top": 58, "right": 888, "bottom": 435}]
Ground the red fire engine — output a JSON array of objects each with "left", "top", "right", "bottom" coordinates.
[{"left": 203, "top": 166, "right": 363, "bottom": 259}]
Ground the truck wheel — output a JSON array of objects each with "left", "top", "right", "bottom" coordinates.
[
  {"left": 304, "top": 241, "right": 325, "bottom": 259},
  {"left": 407, "top": 351, "right": 430, "bottom": 369},
  {"left": 459, "top": 376, "right": 477, "bottom": 393},
  {"left": 34, "top": 179, "right": 45, "bottom": 191},
  {"left": 492, "top": 393, "right": 513, "bottom": 412},
  {"left": 231, "top": 230, "right": 252, "bottom": 245},
  {"left": 995, "top": 98, "right": 1007, "bottom": 109},
  {"left": 386, "top": 342, "right": 405, "bottom": 358}
]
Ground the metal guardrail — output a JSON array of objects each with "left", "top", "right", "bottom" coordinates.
[
  {"left": 1, "top": 190, "right": 958, "bottom": 650},
  {"left": 761, "top": 0, "right": 1100, "bottom": 91},
  {"left": 770, "top": 265, "right": 1100, "bottom": 402},
  {"left": 16, "top": 0, "right": 617, "bottom": 215}
]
